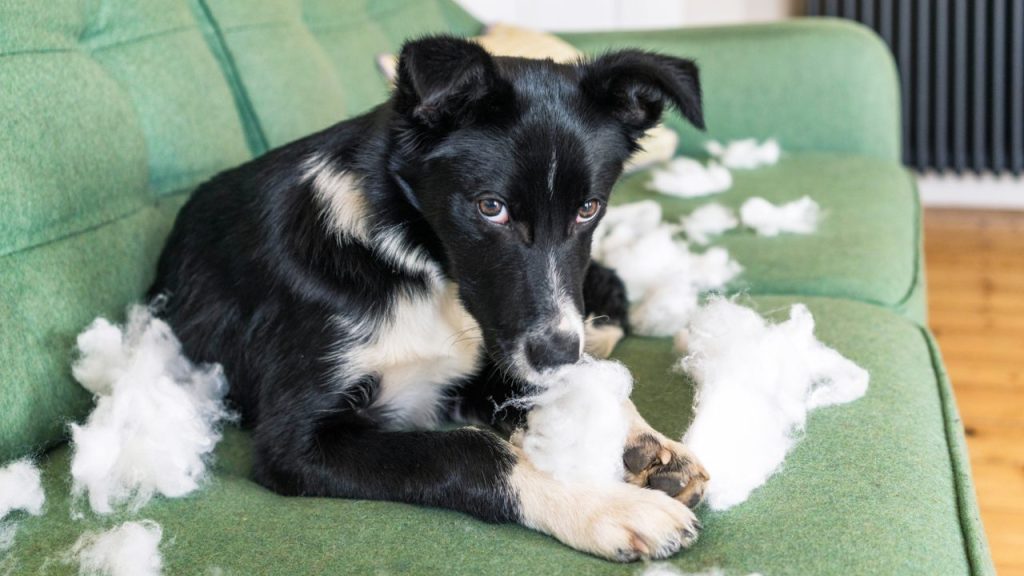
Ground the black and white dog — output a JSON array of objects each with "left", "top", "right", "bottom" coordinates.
[{"left": 150, "top": 36, "right": 709, "bottom": 561}]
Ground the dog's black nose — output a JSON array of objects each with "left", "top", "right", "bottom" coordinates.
[{"left": 525, "top": 331, "right": 581, "bottom": 371}]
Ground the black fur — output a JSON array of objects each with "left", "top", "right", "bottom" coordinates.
[{"left": 150, "top": 36, "right": 702, "bottom": 525}]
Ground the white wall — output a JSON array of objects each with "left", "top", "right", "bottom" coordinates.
[{"left": 456, "top": 0, "right": 801, "bottom": 31}]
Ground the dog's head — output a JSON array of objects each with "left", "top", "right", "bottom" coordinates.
[{"left": 389, "top": 35, "right": 703, "bottom": 377}]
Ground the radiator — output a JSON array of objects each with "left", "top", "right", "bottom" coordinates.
[{"left": 806, "top": 0, "right": 1024, "bottom": 175}]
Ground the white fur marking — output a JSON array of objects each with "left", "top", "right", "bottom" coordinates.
[
  {"left": 548, "top": 255, "right": 584, "bottom": 353},
  {"left": 334, "top": 282, "right": 482, "bottom": 428},
  {"left": 306, "top": 155, "right": 372, "bottom": 243},
  {"left": 306, "top": 153, "right": 442, "bottom": 279},
  {"left": 547, "top": 148, "right": 557, "bottom": 198}
]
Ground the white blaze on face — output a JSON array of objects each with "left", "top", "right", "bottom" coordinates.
[{"left": 548, "top": 254, "right": 584, "bottom": 355}]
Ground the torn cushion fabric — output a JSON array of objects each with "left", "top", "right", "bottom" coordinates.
[{"left": 5, "top": 296, "right": 984, "bottom": 575}]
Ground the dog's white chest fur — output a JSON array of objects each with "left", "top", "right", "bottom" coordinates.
[{"left": 345, "top": 281, "right": 483, "bottom": 428}]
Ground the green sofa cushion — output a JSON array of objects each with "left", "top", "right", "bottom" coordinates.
[
  {"left": 0, "top": 0, "right": 252, "bottom": 200},
  {"left": 611, "top": 153, "right": 925, "bottom": 319},
  {"left": 0, "top": 194, "right": 189, "bottom": 463},
  {"left": 562, "top": 20, "right": 902, "bottom": 163},
  {"left": 196, "top": 0, "right": 483, "bottom": 153},
  {"left": 2, "top": 296, "right": 990, "bottom": 575}
]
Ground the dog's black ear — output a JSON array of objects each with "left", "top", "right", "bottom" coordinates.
[
  {"left": 580, "top": 50, "right": 704, "bottom": 134},
  {"left": 394, "top": 35, "right": 507, "bottom": 130}
]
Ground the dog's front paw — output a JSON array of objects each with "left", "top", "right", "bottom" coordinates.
[
  {"left": 586, "top": 484, "right": 700, "bottom": 562},
  {"left": 623, "top": 433, "right": 709, "bottom": 508}
]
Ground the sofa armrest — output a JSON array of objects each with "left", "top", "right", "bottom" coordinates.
[{"left": 561, "top": 19, "right": 901, "bottom": 162}]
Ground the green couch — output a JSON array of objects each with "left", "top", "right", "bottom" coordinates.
[{"left": 0, "top": 0, "right": 992, "bottom": 573}]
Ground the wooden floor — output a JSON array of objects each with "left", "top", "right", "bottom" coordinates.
[{"left": 925, "top": 209, "right": 1024, "bottom": 576}]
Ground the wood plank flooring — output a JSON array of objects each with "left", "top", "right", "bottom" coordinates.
[{"left": 925, "top": 209, "right": 1024, "bottom": 575}]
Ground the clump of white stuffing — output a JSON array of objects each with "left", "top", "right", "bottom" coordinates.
[
  {"left": 509, "top": 356, "right": 633, "bottom": 485},
  {"left": 647, "top": 157, "right": 732, "bottom": 198},
  {"left": 0, "top": 458, "right": 45, "bottom": 553},
  {"left": 71, "top": 520, "right": 163, "bottom": 576},
  {"left": 70, "top": 305, "right": 233, "bottom": 514},
  {"left": 680, "top": 203, "right": 738, "bottom": 245},
  {"left": 0, "top": 459, "right": 44, "bottom": 520},
  {"left": 592, "top": 202, "right": 742, "bottom": 337},
  {"left": 705, "top": 138, "right": 781, "bottom": 170},
  {"left": 740, "top": 196, "right": 821, "bottom": 237},
  {"left": 678, "top": 298, "right": 869, "bottom": 510}
]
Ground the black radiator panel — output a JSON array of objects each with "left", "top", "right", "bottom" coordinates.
[{"left": 807, "top": 0, "right": 1024, "bottom": 175}]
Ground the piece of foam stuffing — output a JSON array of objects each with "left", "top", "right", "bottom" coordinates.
[
  {"left": 647, "top": 157, "right": 732, "bottom": 198},
  {"left": 740, "top": 196, "right": 821, "bottom": 237},
  {"left": 640, "top": 563, "right": 763, "bottom": 576},
  {"left": 70, "top": 305, "right": 232, "bottom": 514},
  {"left": 681, "top": 203, "right": 738, "bottom": 245},
  {"left": 677, "top": 298, "right": 869, "bottom": 510},
  {"left": 508, "top": 356, "right": 633, "bottom": 484},
  {"left": 592, "top": 201, "right": 742, "bottom": 337},
  {"left": 0, "top": 459, "right": 45, "bottom": 552},
  {"left": 71, "top": 520, "right": 163, "bottom": 576},
  {"left": 705, "top": 138, "right": 781, "bottom": 170}
]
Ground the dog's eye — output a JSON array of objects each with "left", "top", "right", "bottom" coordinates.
[
  {"left": 478, "top": 198, "right": 509, "bottom": 224},
  {"left": 576, "top": 200, "right": 602, "bottom": 223}
]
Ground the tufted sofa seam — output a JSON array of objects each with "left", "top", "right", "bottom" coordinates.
[{"left": 190, "top": 0, "right": 269, "bottom": 156}]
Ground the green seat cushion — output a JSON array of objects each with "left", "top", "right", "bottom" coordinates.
[
  {"left": 196, "top": 0, "right": 483, "bottom": 153},
  {"left": 4, "top": 296, "right": 990, "bottom": 575},
  {"left": 616, "top": 153, "right": 925, "bottom": 320}
]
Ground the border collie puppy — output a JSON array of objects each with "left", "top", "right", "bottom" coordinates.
[{"left": 150, "top": 36, "right": 708, "bottom": 561}]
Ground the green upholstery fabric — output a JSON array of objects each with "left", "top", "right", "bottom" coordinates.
[
  {"left": 562, "top": 19, "right": 902, "bottom": 163},
  {"left": 197, "top": 0, "right": 483, "bottom": 153},
  {"left": 1, "top": 297, "right": 991, "bottom": 575},
  {"left": 0, "top": 0, "right": 253, "bottom": 460},
  {"left": 0, "top": 194, "right": 189, "bottom": 463},
  {"left": 0, "top": 2, "right": 990, "bottom": 572},
  {"left": 611, "top": 153, "right": 926, "bottom": 320}
]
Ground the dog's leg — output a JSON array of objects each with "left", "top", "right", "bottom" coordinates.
[
  {"left": 582, "top": 262, "right": 629, "bottom": 358},
  {"left": 621, "top": 400, "right": 710, "bottom": 508},
  {"left": 511, "top": 446, "right": 700, "bottom": 561},
  {"left": 252, "top": 409, "right": 699, "bottom": 561}
]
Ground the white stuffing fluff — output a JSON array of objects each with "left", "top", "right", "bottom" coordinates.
[
  {"left": 70, "top": 305, "right": 232, "bottom": 515},
  {"left": 0, "top": 459, "right": 45, "bottom": 553},
  {"left": 593, "top": 202, "right": 742, "bottom": 337},
  {"left": 0, "top": 459, "right": 44, "bottom": 519},
  {"left": 639, "top": 563, "right": 763, "bottom": 576},
  {"left": 740, "top": 196, "right": 821, "bottom": 237},
  {"left": 705, "top": 138, "right": 781, "bottom": 170},
  {"left": 72, "top": 520, "right": 163, "bottom": 576},
  {"left": 680, "top": 203, "right": 738, "bottom": 245},
  {"left": 678, "top": 298, "right": 869, "bottom": 511},
  {"left": 509, "top": 356, "right": 633, "bottom": 484},
  {"left": 647, "top": 157, "right": 732, "bottom": 198}
]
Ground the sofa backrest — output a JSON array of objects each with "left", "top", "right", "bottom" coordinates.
[
  {"left": 0, "top": 0, "right": 479, "bottom": 462},
  {"left": 199, "top": 0, "right": 480, "bottom": 152}
]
